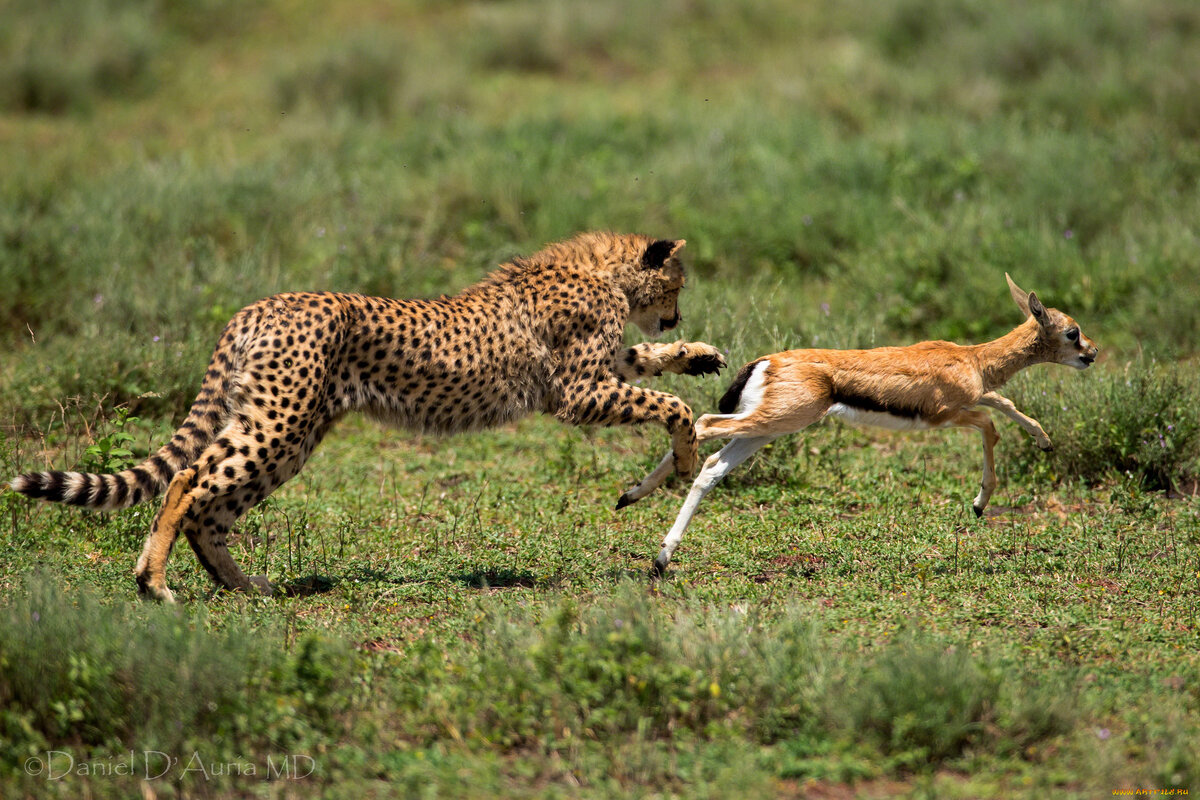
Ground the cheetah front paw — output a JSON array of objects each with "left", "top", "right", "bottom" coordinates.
[{"left": 678, "top": 343, "right": 727, "bottom": 376}]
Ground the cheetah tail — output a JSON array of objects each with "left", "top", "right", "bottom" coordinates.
[
  {"left": 10, "top": 461, "right": 177, "bottom": 511},
  {"left": 8, "top": 314, "right": 247, "bottom": 511},
  {"left": 8, "top": 396, "right": 229, "bottom": 510}
]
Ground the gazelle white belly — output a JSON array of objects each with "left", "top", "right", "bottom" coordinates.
[{"left": 825, "top": 402, "right": 935, "bottom": 431}]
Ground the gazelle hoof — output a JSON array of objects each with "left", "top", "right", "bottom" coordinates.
[
  {"left": 972, "top": 504, "right": 984, "bottom": 518},
  {"left": 651, "top": 551, "right": 670, "bottom": 576},
  {"left": 615, "top": 492, "right": 636, "bottom": 510}
]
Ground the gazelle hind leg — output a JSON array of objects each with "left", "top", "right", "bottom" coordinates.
[
  {"left": 616, "top": 451, "right": 674, "bottom": 509},
  {"left": 616, "top": 414, "right": 735, "bottom": 509},
  {"left": 654, "top": 436, "right": 774, "bottom": 573}
]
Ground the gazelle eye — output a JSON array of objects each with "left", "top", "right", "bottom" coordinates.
[{"left": 1065, "top": 328, "right": 1079, "bottom": 342}]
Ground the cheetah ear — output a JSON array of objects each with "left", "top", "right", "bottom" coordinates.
[{"left": 642, "top": 239, "right": 685, "bottom": 269}]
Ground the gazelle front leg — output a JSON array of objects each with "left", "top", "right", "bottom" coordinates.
[
  {"left": 949, "top": 409, "right": 1001, "bottom": 516},
  {"left": 976, "top": 391, "right": 1053, "bottom": 451},
  {"left": 654, "top": 435, "right": 774, "bottom": 573}
]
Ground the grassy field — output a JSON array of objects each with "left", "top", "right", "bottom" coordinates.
[{"left": 2, "top": 0, "right": 1199, "bottom": 797}]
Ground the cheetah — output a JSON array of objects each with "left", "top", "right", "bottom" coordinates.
[{"left": 10, "top": 232, "right": 725, "bottom": 601}]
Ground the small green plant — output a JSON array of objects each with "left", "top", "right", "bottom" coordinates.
[
  {"left": 1010, "top": 361, "right": 1200, "bottom": 491},
  {"left": 0, "top": 574, "right": 354, "bottom": 790},
  {"left": 839, "top": 637, "right": 1001, "bottom": 765},
  {"left": 78, "top": 408, "right": 140, "bottom": 474}
]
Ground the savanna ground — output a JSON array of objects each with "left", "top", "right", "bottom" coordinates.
[{"left": 1, "top": 1, "right": 1199, "bottom": 797}]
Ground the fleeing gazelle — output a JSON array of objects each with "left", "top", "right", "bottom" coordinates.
[{"left": 618, "top": 274, "right": 1099, "bottom": 573}]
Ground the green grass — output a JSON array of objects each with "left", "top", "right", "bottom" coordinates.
[{"left": 2, "top": 0, "right": 1199, "bottom": 796}]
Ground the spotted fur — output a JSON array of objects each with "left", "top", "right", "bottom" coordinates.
[{"left": 10, "top": 232, "right": 725, "bottom": 601}]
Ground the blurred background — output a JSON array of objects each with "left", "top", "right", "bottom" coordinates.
[{"left": 1, "top": 0, "right": 1197, "bottom": 450}]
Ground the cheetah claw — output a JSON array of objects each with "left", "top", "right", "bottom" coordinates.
[{"left": 683, "top": 353, "right": 726, "bottom": 376}]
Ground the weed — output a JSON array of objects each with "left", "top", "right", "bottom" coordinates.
[
  {"left": 840, "top": 637, "right": 1001, "bottom": 764},
  {"left": 1010, "top": 361, "right": 1200, "bottom": 490},
  {"left": 77, "top": 408, "right": 140, "bottom": 474},
  {"left": 0, "top": 574, "right": 355, "bottom": 792}
]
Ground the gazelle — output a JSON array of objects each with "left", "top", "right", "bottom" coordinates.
[{"left": 617, "top": 274, "right": 1099, "bottom": 573}]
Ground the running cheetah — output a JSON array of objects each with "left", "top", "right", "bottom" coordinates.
[{"left": 10, "top": 232, "right": 725, "bottom": 601}]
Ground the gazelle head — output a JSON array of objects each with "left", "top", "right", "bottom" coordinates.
[{"left": 1006, "top": 274, "right": 1099, "bottom": 369}]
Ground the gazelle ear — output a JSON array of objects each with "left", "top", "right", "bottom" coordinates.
[
  {"left": 642, "top": 238, "right": 686, "bottom": 269},
  {"left": 1006, "top": 273, "right": 1031, "bottom": 317},
  {"left": 1027, "top": 291, "right": 1048, "bottom": 326}
]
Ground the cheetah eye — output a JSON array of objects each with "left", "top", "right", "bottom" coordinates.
[{"left": 1065, "top": 328, "right": 1079, "bottom": 342}]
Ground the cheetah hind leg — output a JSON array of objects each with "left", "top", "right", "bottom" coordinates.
[
  {"left": 135, "top": 468, "right": 198, "bottom": 603},
  {"left": 137, "top": 469, "right": 265, "bottom": 601},
  {"left": 247, "top": 575, "right": 274, "bottom": 596},
  {"left": 178, "top": 478, "right": 279, "bottom": 598}
]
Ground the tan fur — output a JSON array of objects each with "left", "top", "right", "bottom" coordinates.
[
  {"left": 134, "top": 468, "right": 197, "bottom": 603},
  {"left": 622, "top": 274, "right": 1099, "bottom": 573},
  {"left": 611, "top": 341, "right": 726, "bottom": 381},
  {"left": 702, "top": 316, "right": 1074, "bottom": 436},
  {"left": 11, "top": 232, "right": 725, "bottom": 601}
]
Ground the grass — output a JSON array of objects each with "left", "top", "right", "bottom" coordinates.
[
  {"left": 1, "top": 0, "right": 1199, "bottom": 796},
  {"left": 2, "top": 404, "right": 1197, "bottom": 797}
]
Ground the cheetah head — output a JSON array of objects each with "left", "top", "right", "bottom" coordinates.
[{"left": 625, "top": 238, "right": 687, "bottom": 338}]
